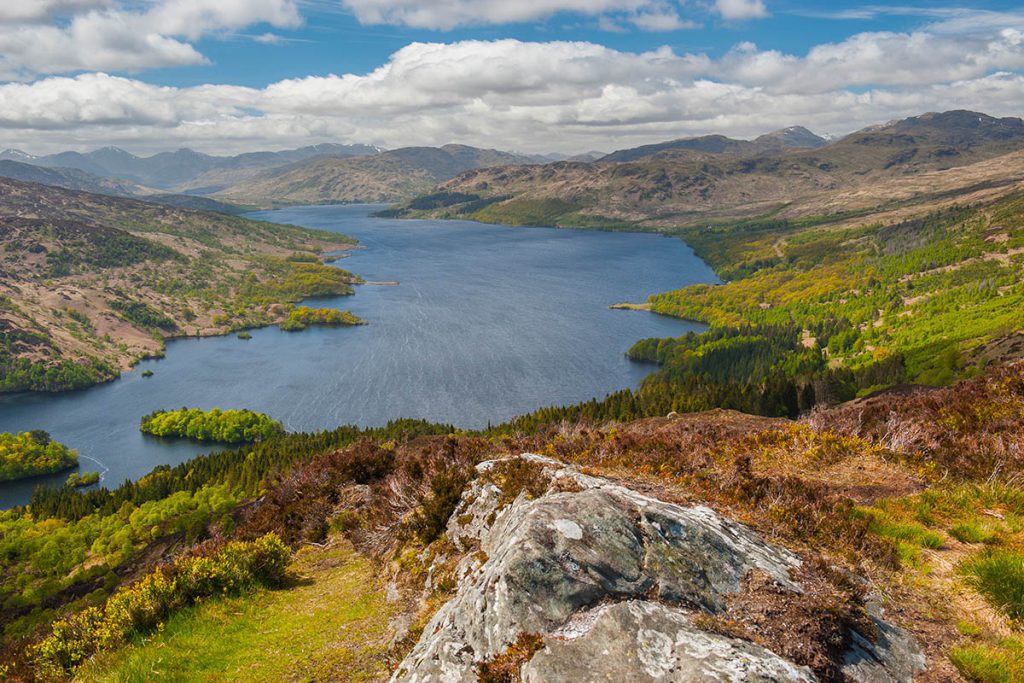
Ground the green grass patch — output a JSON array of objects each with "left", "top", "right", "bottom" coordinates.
[
  {"left": 962, "top": 550, "right": 1024, "bottom": 623},
  {"left": 866, "top": 510, "right": 944, "bottom": 549},
  {"left": 472, "top": 198, "right": 581, "bottom": 226},
  {"left": 950, "top": 520, "right": 1001, "bottom": 545},
  {"left": 950, "top": 637, "right": 1024, "bottom": 682},
  {"left": 76, "top": 538, "right": 393, "bottom": 683}
]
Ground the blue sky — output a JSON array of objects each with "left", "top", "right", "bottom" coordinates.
[
  {"left": 0, "top": 1, "right": 1022, "bottom": 154},
  {"left": 154, "top": 1, "right": 1024, "bottom": 88}
]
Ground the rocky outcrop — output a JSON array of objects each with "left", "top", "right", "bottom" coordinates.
[{"left": 391, "top": 454, "right": 924, "bottom": 682}]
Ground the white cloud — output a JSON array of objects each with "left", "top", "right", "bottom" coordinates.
[
  {"left": 0, "top": 31, "right": 1023, "bottom": 155},
  {"left": 0, "top": 0, "right": 301, "bottom": 78},
  {"left": 713, "top": 0, "right": 768, "bottom": 21},
  {"left": 339, "top": 0, "right": 702, "bottom": 30},
  {"left": 0, "top": 1, "right": 112, "bottom": 24}
]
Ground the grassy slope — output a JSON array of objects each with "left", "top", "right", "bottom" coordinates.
[
  {"left": 68, "top": 370, "right": 1024, "bottom": 682},
  {"left": 650, "top": 192, "right": 1024, "bottom": 384},
  {"left": 76, "top": 538, "right": 393, "bottom": 683},
  {"left": 0, "top": 177, "right": 360, "bottom": 392}
]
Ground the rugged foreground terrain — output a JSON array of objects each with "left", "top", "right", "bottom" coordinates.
[{"left": 7, "top": 362, "right": 1024, "bottom": 681}]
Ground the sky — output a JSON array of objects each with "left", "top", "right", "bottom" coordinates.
[{"left": 0, "top": 1, "right": 1022, "bottom": 156}]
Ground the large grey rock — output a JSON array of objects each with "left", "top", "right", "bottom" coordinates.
[
  {"left": 391, "top": 454, "right": 924, "bottom": 683},
  {"left": 522, "top": 600, "right": 815, "bottom": 682}
]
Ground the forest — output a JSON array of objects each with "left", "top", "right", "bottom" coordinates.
[
  {"left": 139, "top": 408, "right": 285, "bottom": 443},
  {"left": 279, "top": 306, "right": 364, "bottom": 331},
  {"left": 0, "top": 431, "right": 78, "bottom": 482}
]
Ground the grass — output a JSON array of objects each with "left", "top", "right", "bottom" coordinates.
[
  {"left": 962, "top": 550, "right": 1024, "bottom": 623},
  {"left": 863, "top": 509, "right": 945, "bottom": 549},
  {"left": 856, "top": 484, "right": 1024, "bottom": 678},
  {"left": 951, "top": 521, "right": 1002, "bottom": 545},
  {"left": 950, "top": 637, "right": 1024, "bottom": 682},
  {"left": 76, "top": 537, "right": 393, "bottom": 683}
]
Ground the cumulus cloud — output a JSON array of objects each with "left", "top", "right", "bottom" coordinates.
[
  {"left": 0, "top": 29, "right": 1023, "bottom": 155},
  {"left": 339, "top": 0, "right": 702, "bottom": 31},
  {"left": 713, "top": 0, "right": 768, "bottom": 21},
  {"left": 0, "top": 0, "right": 301, "bottom": 78},
  {"left": 0, "top": 1, "right": 112, "bottom": 24}
]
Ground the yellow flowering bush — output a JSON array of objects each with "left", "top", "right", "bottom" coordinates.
[{"left": 30, "top": 533, "right": 290, "bottom": 676}]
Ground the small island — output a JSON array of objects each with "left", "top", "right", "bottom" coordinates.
[
  {"left": 140, "top": 408, "right": 285, "bottom": 444},
  {"left": 279, "top": 306, "right": 365, "bottom": 332},
  {"left": 0, "top": 430, "right": 78, "bottom": 482},
  {"left": 65, "top": 471, "right": 100, "bottom": 488}
]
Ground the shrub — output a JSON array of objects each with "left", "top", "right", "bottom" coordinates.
[
  {"left": 279, "top": 306, "right": 363, "bottom": 331},
  {"left": 412, "top": 467, "right": 472, "bottom": 544},
  {"left": 30, "top": 533, "right": 290, "bottom": 676}
]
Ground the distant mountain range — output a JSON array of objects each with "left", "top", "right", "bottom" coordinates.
[
  {"left": 599, "top": 126, "right": 828, "bottom": 163},
  {"left": 8, "top": 111, "right": 1024, "bottom": 215},
  {"left": 0, "top": 159, "right": 246, "bottom": 214},
  {"left": 391, "top": 110, "right": 1024, "bottom": 228},
  {"left": 211, "top": 144, "right": 551, "bottom": 207},
  {"left": 0, "top": 143, "right": 382, "bottom": 193}
]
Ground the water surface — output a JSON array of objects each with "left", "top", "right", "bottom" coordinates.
[{"left": 0, "top": 205, "right": 716, "bottom": 507}]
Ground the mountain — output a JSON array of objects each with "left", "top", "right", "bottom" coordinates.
[
  {"left": 751, "top": 125, "right": 828, "bottom": 151},
  {"left": 600, "top": 134, "right": 759, "bottom": 163},
  {"left": 213, "top": 144, "right": 544, "bottom": 207},
  {"left": 0, "top": 160, "right": 142, "bottom": 196},
  {"left": 393, "top": 110, "right": 1024, "bottom": 228},
  {"left": 0, "top": 176, "right": 357, "bottom": 393},
  {"left": 599, "top": 126, "right": 827, "bottom": 164},
  {"left": 0, "top": 159, "right": 245, "bottom": 214},
  {"left": 6, "top": 143, "right": 382, "bottom": 193}
]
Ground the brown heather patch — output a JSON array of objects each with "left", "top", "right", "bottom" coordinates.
[
  {"left": 720, "top": 563, "right": 874, "bottom": 683},
  {"left": 477, "top": 632, "right": 545, "bottom": 683},
  {"left": 811, "top": 361, "right": 1024, "bottom": 480}
]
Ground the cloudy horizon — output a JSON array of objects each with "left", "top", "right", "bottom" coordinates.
[{"left": 0, "top": 1, "right": 1022, "bottom": 156}]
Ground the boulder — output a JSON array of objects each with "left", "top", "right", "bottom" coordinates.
[{"left": 391, "top": 454, "right": 924, "bottom": 682}]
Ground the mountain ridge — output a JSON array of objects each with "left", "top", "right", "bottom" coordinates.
[{"left": 389, "top": 109, "right": 1024, "bottom": 229}]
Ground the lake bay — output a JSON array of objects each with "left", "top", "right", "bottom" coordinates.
[{"left": 0, "top": 205, "right": 716, "bottom": 507}]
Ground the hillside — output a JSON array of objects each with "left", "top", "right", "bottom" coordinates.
[
  {"left": 213, "top": 144, "right": 546, "bottom": 207},
  {"left": 599, "top": 125, "right": 827, "bottom": 163},
  {"left": 0, "top": 177, "right": 359, "bottom": 392},
  {"left": 1, "top": 143, "right": 381, "bottom": 194},
  {"left": 392, "top": 111, "right": 1024, "bottom": 229},
  {"left": 7, "top": 364, "right": 1024, "bottom": 681},
  {"left": 0, "top": 159, "right": 245, "bottom": 214}
]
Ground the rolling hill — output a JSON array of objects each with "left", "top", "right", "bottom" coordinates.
[
  {"left": 1, "top": 143, "right": 381, "bottom": 193},
  {"left": 0, "top": 159, "right": 246, "bottom": 214},
  {"left": 212, "top": 144, "right": 547, "bottom": 207},
  {"left": 390, "top": 111, "right": 1024, "bottom": 229},
  {"left": 0, "top": 177, "right": 358, "bottom": 392},
  {"left": 598, "top": 125, "right": 827, "bottom": 163}
]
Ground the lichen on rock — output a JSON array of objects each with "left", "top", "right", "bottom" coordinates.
[{"left": 391, "top": 454, "right": 924, "bottom": 682}]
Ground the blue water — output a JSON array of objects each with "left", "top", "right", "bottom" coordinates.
[{"left": 0, "top": 205, "right": 716, "bottom": 507}]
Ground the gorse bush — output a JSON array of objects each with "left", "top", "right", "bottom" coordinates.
[
  {"left": 140, "top": 407, "right": 284, "bottom": 443},
  {"left": 30, "top": 533, "right": 290, "bottom": 677}
]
